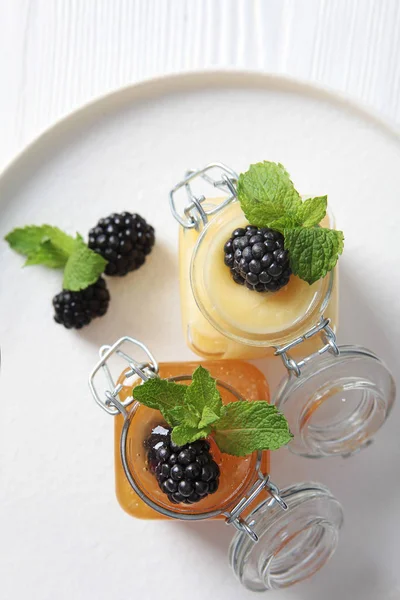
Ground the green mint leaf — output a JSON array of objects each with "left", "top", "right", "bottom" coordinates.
[
  {"left": 133, "top": 378, "right": 187, "bottom": 416},
  {"left": 284, "top": 227, "right": 344, "bottom": 285},
  {"left": 132, "top": 367, "right": 223, "bottom": 435},
  {"left": 63, "top": 238, "right": 107, "bottom": 291},
  {"left": 296, "top": 196, "right": 327, "bottom": 227},
  {"left": 198, "top": 405, "right": 222, "bottom": 429},
  {"left": 171, "top": 424, "right": 211, "bottom": 446},
  {"left": 184, "top": 365, "right": 223, "bottom": 420},
  {"left": 46, "top": 228, "right": 76, "bottom": 255},
  {"left": 268, "top": 214, "right": 301, "bottom": 234},
  {"left": 24, "top": 240, "right": 70, "bottom": 269},
  {"left": 237, "top": 162, "right": 302, "bottom": 228},
  {"left": 213, "top": 401, "right": 293, "bottom": 456},
  {"left": 133, "top": 366, "right": 224, "bottom": 438},
  {"left": 133, "top": 368, "right": 293, "bottom": 455},
  {"left": 164, "top": 404, "right": 199, "bottom": 428},
  {"left": 5, "top": 225, "right": 75, "bottom": 259},
  {"left": 5, "top": 225, "right": 56, "bottom": 256}
]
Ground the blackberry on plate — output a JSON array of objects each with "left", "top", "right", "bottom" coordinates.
[
  {"left": 224, "top": 225, "right": 291, "bottom": 292},
  {"left": 144, "top": 425, "right": 220, "bottom": 505},
  {"left": 88, "top": 212, "right": 155, "bottom": 277},
  {"left": 53, "top": 276, "right": 110, "bottom": 329}
]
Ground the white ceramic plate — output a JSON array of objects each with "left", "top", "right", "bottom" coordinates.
[{"left": 1, "top": 72, "right": 399, "bottom": 600}]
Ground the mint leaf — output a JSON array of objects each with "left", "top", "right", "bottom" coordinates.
[
  {"left": 133, "top": 377, "right": 187, "bottom": 413},
  {"left": 164, "top": 404, "right": 199, "bottom": 428},
  {"left": 296, "top": 196, "right": 327, "bottom": 227},
  {"left": 285, "top": 227, "right": 344, "bottom": 285},
  {"left": 237, "top": 162, "right": 302, "bottom": 228},
  {"left": 133, "top": 368, "right": 293, "bottom": 456},
  {"left": 184, "top": 365, "right": 223, "bottom": 420},
  {"left": 213, "top": 401, "right": 293, "bottom": 456},
  {"left": 171, "top": 424, "right": 211, "bottom": 446},
  {"left": 133, "top": 367, "right": 224, "bottom": 440},
  {"left": 63, "top": 239, "right": 107, "bottom": 291},
  {"left": 198, "top": 405, "right": 222, "bottom": 429},
  {"left": 45, "top": 228, "right": 76, "bottom": 255},
  {"left": 6, "top": 225, "right": 52, "bottom": 255},
  {"left": 24, "top": 240, "right": 70, "bottom": 268},
  {"left": 268, "top": 214, "right": 301, "bottom": 234},
  {"left": 5, "top": 225, "right": 75, "bottom": 258}
]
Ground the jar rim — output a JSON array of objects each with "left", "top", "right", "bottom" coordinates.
[
  {"left": 229, "top": 481, "right": 344, "bottom": 591},
  {"left": 274, "top": 345, "right": 396, "bottom": 458}
]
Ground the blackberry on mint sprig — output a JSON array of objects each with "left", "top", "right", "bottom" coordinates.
[
  {"left": 5, "top": 212, "right": 155, "bottom": 329},
  {"left": 224, "top": 161, "right": 344, "bottom": 292},
  {"left": 134, "top": 366, "right": 292, "bottom": 506}
]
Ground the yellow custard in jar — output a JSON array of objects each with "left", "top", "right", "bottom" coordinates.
[{"left": 179, "top": 200, "right": 337, "bottom": 359}]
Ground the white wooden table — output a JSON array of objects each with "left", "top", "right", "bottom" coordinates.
[{"left": 1, "top": 0, "right": 400, "bottom": 171}]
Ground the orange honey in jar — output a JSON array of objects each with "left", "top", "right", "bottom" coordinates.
[{"left": 114, "top": 360, "right": 270, "bottom": 519}]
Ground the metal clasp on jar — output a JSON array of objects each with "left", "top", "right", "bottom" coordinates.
[
  {"left": 89, "top": 336, "right": 159, "bottom": 416},
  {"left": 169, "top": 162, "right": 238, "bottom": 229},
  {"left": 224, "top": 471, "right": 288, "bottom": 542},
  {"left": 274, "top": 316, "right": 339, "bottom": 377}
]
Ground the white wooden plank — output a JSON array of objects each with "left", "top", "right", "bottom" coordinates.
[{"left": 0, "top": 0, "right": 399, "bottom": 171}]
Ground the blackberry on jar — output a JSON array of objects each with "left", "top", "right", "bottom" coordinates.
[
  {"left": 88, "top": 212, "right": 155, "bottom": 277},
  {"left": 52, "top": 276, "right": 110, "bottom": 329},
  {"left": 144, "top": 425, "right": 220, "bottom": 505},
  {"left": 224, "top": 225, "right": 291, "bottom": 292}
]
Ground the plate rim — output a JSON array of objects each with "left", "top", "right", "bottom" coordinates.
[{"left": 1, "top": 69, "right": 400, "bottom": 186}]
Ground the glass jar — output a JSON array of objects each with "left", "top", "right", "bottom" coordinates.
[
  {"left": 115, "top": 355, "right": 270, "bottom": 519},
  {"left": 170, "top": 163, "right": 396, "bottom": 456},
  {"left": 171, "top": 163, "right": 338, "bottom": 360},
  {"left": 89, "top": 336, "right": 345, "bottom": 592}
]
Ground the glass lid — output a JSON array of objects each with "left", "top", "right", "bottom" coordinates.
[
  {"left": 229, "top": 482, "right": 343, "bottom": 592},
  {"left": 274, "top": 345, "right": 396, "bottom": 458}
]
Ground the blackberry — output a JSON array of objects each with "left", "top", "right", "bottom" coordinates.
[
  {"left": 224, "top": 225, "right": 291, "bottom": 292},
  {"left": 144, "top": 425, "right": 220, "bottom": 505},
  {"left": 52, "top": 277, "right": 110, "bottom": 329},
  {"left": 88, "top": 212, "right": 155, "bottom": 276}
]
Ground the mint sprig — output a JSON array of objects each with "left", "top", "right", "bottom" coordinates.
[
  {"left": 284, "top": 227, "right": 344, "bottom": 285},
  {"left": 296, "top": 195, "right": 328, "bottom": 228},
  {"left": 133, "top": 366, "right": 292, "bottom": 455},
  {"left": 5, "top": 224, "right": 107, "bottom": 290},
  {"left": 62, "top": 238, "right": 107, "bottom": 291},
  {"left": 213, "top": 400, "right": 292, "bottom": 455},
  {"left": 25, "top": 239, "right": 71, "bottom": 269},
  {"left": 134, "top": 366, "right": 225, "bottom": 445},
  {"left": 237, "top": 162, "right": 302, "bottom": 228},
  {"left": 237, "top": 161, "right": 344, "bottom": 284},
  {"left": 130, "top": 377, "right": 188, "bottom": 422}
]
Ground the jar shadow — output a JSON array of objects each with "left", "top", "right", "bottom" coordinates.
[
  {"left": 176, "top": 520, "right": 233, "bottom": 557},
  {"left": 298, "top": 548, "right": 382, "bottom": 600},
  {"left": 337, "top": 263, "right": 398, "bottom": 373},
  {"left": 256, "top": 261, "right": 400, "bottom": 597},
  {"left": 192, "top": 261, "right": 400, "bottom": 595}
]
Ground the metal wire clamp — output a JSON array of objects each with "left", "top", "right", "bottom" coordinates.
[
  {"left": 224, "top": 473, "right": 288, "bottom": 542},
  {"left": 274, "top": 316, "right": 339, "bottom": 377},
  {"left": 169, "top": 162, "right": 238, "bottom": 229},
  {"left": 89, "top": 336, "right": 159, "bottom": 415}
]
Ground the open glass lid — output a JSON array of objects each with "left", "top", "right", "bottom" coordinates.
[
  {"left": 273, "top": 344, "right": 396, "bottom": 458},
  {"left": 229, "top": 482, "right": 343, "bottom": 592}
]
